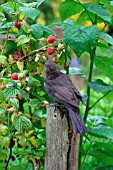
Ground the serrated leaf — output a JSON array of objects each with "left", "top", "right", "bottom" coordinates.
[
  {"left": 30, "top": 24, "right": 43, "bottom": 39},
  {"left": 18, "top": 136, "right": 26, "bottom": 147},
  {"left": 1, "top": 22, "right": 14, "bottom": 28},
  {"left": 19, "top": 89, "right": 29, "bottom": 100},
  {"left": 13, "top": 116, "right": 32, "bottom": 131},
  {"left": 89, "top": 126, "right": 113, "bottom": 140},
  {"left": 61, "top": 67, "right": 84, "bottom": 76},
  {"left": 0, "top": 137, "right": 10, "bottom": 148},
  {"left": 0, "top": 90, "right": 5, "bottom": 102},
  {"left": 19, "top": 7, "right": 40, "bottom": 21},
  {"left": 63, "top": 25, "right": 99, "bottom": 58},
  {"left": 3, "top": 40, "right": 17, "bottom": 56},
  {"left": 28, "top": 77, "right": 40, "bottom": 88},
  {"left": 29, "top": 136, "right": 38, "bottom": 149},
  {"left": 0, "top": 124, "right": 8, "bottom": 136},
  {"left": 88, "top": 79, "right": 113, "bottom": 93},
  {"left": 17, "top": 61, "right": 24, "bottom": 71},
  {"left": 0, "top": 55, "right": 7, "bottom": 65},
  {"left": 59, "top": 0, "right": 84, "bottom": 21},
  {"left": 16, "top": 35, "right": 30, "bottom": 46},
  {"left": 89, "top": 150, "right": 113, "bottom": 166},
  {"left": 42, "top": 26, "right": 56, "bottom": 36},
  {"left": 36, "top": 0, "right": 44, "bottom": 7},
  {"left": 0, "top": 12, "right": 5, "bottom": 18},
  {"left": 22, "top": 2, "right": 38, "bottom": 8},
  {"left": 29, "top": 99, "right": 40, "bottom": 106},
  {"left": 10, "top": 98, "right": 19, "bottom": 109},
  {"left": 100, "top": 32, "right": 113, "bottom": 45},
  {"left": 95, "top": 56, "right": 113, "bottom": 82},
  {"left": 4, "top": 88, "right": 19, "bottom": 100},
  {"left": 84, "top": 3, "right": 111, "bottom": 22},
  {"left": 41, "top": 116, "right": 46, "bottom": 128}
]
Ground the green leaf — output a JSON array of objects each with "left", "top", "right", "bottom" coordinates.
[
  {"left": 89, "top": 126, "right": 113, "bottom": 140},
  {"left": 95, "top": 56, "right": 113, "bottom": 82},
  {"left": 30, "top": 24, "right": 43, "bottom": 39},
  {"left": 89, "top": 150, "right": 113, "bottom": 166},
  {"left": 0, "top": 124, "right": 8, "bottom": 135},
  {"left": 88, "top": 79, "right": 113, "bottom": 93},
  {"left": 59, "top": 0, "right": 84, "bottom": 21},
  {"left": 42, "top": 26, "right": 56, "bottom": 36},
  {"left": 3, "top": 40, "right": 17, "bottom": 55},
  {"left": 28, "top": 77, "right": 40, "bottom": 88},
  {"left": 100, "top": 0, "right": 113, "bottom": 13},
  {"left": 84, "top": 3, "right": 111, "bottom": 22},
  {"left": 1, "top": 22, "right": 14, "bottom": 28},
  {"left": 19, "top": 89, "right": 29, "bottom": 100},
  {"left": 22, "top": 2, "right": 38, "bottom": 8},
  {"left": 17, "top": 61, "right": 24, "bottom": 71},
  {"left": 93, "top": 142, "right": 113, "bottom": 153},
  {"left": 100, "top": 32, "right": 113, "bottom": 45},
  {"left": 63, "top": 25, "right": 99, "bottom": 58},
  {"left": 10, "top": 98, "right": 19, "bottom": 109},
  {"left": 61, "top": 67, "right": 84, "bottom": 76},
  {"left": 29, "top": 136, "right": 38, "bottom": 148},
  {"left": 0, "top": 12, "right": 5, "bottom": 18},
  {"left": 13, "top": 116, "right": 32, "bottom": 131},
  {"left": 4, "top": 88, "right": 19, "bottom": 100},
  {"left": 29, "top": 99, "right": 40, "bottom": 106},
  {"left": 36, "top": 0, "right": 45, "bottom": 7},
  {"left": 0, "top": 55, "right": 7, "bottom": 65},
  {"left": 19, "top": 7, "right": 40, "bottom": 21},
  {"left": 16, "top": 35, "right": 30, "bottom": 46}
]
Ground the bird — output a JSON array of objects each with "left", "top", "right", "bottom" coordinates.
[{"left": 44, "top": 60, "right": 87, "bottom": 134}]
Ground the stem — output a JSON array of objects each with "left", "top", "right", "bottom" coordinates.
[
  {"left": 5, "top": 147, "right": 12, "bottom": 170},
  {"left": 84, "top": 46, "right": 96, "bottom": 122},
  {"left": 79, "top": 46, "right": 96, "bottom": 169},
  {"left": 89, "top": 91, "right": 111, "bottom": 111},
  {"left": 76, "top": 0, "right": 94, "bottom": 24}
]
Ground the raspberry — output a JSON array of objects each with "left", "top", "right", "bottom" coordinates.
[
  {"left": 47, "top": 35, "right": 56, "bottom": 43},
  {"left": 14, "top": 21, "right": 21, "bottom": 28},
  {"left": 11, "top": 73, "right": 18, "bottom": 80},
  {"left": 47, "top": 48, "right": 55, "bottom": 55}
]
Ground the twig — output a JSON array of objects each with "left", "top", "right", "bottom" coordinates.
[
  {"left": 89, "top": 91, "right": 111, "bottom": 111},
  {"left": 5, "top": 147, "right": 12, "bottom": 170}
]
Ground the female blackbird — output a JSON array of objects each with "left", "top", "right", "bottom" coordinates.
[{"left": 44, "top": 60, "right": 87, "bottom": 134}]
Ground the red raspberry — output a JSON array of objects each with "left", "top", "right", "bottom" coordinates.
[
  {"left": 47, "top": 35, "right": 56, "bottom": 43},
  {"left": 47, "top": 48, "right": 55, "bottom": 55},
  {"left": 14, "top": 21, "right": 21, "bottom": 28},
  {"left": 11, "top": 73, "right": 18, "bottom": 80}
]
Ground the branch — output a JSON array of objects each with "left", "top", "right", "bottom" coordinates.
[
  {"left": 89, "top": 91, "right": 111, "bottom": 111},
  {"left": 5, "top": 147, "right": 12, "bottom": 170}
]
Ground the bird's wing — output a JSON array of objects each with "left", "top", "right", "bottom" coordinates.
[
  {"left": 58, "top": 73, "right": 86, "bottom": 105},
  {"left": 52, "top": 77, "right": 79, "bottom": 107}
]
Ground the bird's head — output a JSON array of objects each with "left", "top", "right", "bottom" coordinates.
[
  {"left": 44, "top": 60, "right": 60, "bottom": 79},
  {"left": 44, "top": 60, "right": 59, "bottom": 73}
]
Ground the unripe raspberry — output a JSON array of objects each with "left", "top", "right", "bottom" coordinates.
[
  {"left": 18, "top": 73, "right": 25, "bottom": 80},
  {"left": 47, "top": 48, "right": 55, "bottom": 55},
  {"left": 57, "top": 43, "right": 64, "bottom": 51},
  {"left": 35, "top": 54, "right": 40, "bottom": 62},
  {"left": 47, "top": 35, "right": 56, "bottom": 43},
  {"left": 8, "top": 107, "right": 16, "bottom": 113},
  {"left": 26, "top": 86, "right": 30, "bottom": 91},
  {"left": 11, "top": 73, "right": 18, "bottom": 80},
  {"left": 14, "top": 21, "right": 21, "bottom": 28}
]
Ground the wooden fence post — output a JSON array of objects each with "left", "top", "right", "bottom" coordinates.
[{"left": 45, "top": 104, "right": 80, "bottom": 170}]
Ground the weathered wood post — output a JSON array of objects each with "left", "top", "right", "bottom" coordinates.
[{"left": 45, "top": 105, "right": 80, "bottom": 170}]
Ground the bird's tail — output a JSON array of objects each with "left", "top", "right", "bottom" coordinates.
[{"left": 66, "top": 105, "right": 87, "bottom": 134}]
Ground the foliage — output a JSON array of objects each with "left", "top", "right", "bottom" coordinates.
[{"left": 0, "top": 0, "right": 113, "bottom": 170}]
